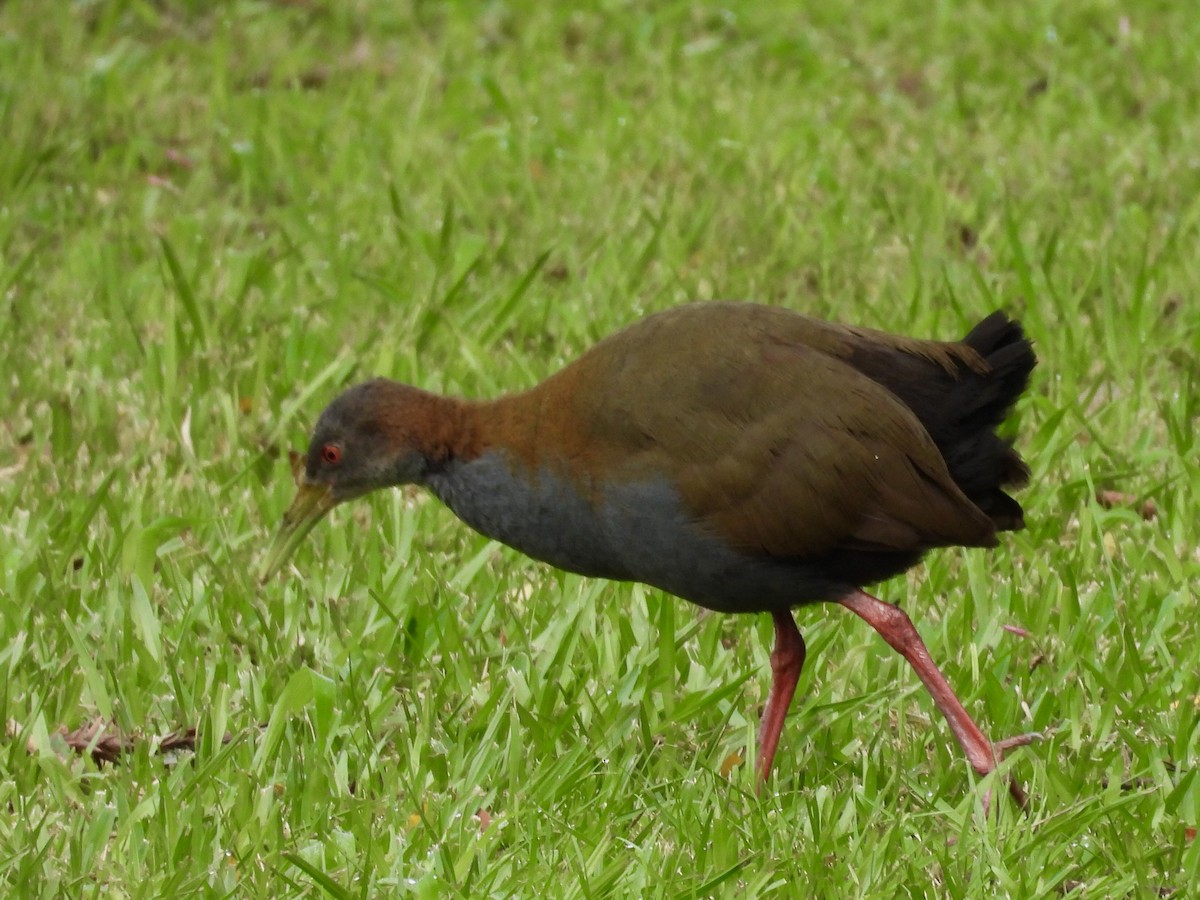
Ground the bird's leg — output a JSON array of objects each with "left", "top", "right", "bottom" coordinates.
[
  {"left": 756, "top": 610, "right": 806, "bottom": 787},
  {"left": 838, "top": 589, "right": 1036, "bottom": 809}
]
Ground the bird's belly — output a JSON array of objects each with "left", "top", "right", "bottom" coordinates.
[{"left": 426, "top": 452, "right": 848, "bottom": 613}]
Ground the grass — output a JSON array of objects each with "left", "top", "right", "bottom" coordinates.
[{"left": 2, "top": 0, "right": 1198, "bottom": 895}]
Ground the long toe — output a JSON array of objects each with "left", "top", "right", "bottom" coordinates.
[
  {"left": 995, "top": 731, "right": 1044, "bottom": 754},
  {"left": 1006, "top": 777, "right": 1029, "bottom": 810}
]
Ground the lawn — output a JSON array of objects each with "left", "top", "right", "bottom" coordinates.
[{"left": 2, "top": 1, "right": 1198, "bottom": 896}]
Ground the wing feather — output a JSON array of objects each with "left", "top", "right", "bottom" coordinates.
[{"left": 554, "top": 305, "right": 997, "bottom": 560}]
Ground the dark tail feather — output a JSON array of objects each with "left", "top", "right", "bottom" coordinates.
[{"left": 944, "top": 312, "right": 1036, "bottom": 531}]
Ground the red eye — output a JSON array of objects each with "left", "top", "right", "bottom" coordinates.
[{"left": 320, "top": 444, "right": 342, "bottom": 465}]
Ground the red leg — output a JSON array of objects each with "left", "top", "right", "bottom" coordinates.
[
  {"left": 838, "top": 589, "right": 1037, "bottom": 809},
  {"left": 756, "top": 610, "right": 806, "bottom": 786}
]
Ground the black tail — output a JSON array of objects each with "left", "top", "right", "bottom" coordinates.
[{"left": 941, "top": 312, "right": 1036, "bottom": 531}]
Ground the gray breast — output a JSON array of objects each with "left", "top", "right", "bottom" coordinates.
[{"left": 424, "top": 451, "right": 847, "bottom": 613}]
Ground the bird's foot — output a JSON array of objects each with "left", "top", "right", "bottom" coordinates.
[{"left": 983, "top": 731, "right": 1045, "bottom": 814}]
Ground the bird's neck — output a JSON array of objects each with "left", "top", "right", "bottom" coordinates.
[
  {"left": 429, "top": 372, "right": 574, "bottom": 466},
  {"left": 400, "top": 386, "right": 542, "bottom": 479}
]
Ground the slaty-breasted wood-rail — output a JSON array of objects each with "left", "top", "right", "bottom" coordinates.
[{"left": 262, "top": 302, "right": 1039, "bottom": 806}]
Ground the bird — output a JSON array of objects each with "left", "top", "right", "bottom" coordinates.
[{"left": 261, "top": 301, "right": 1039, "bottom": 806}]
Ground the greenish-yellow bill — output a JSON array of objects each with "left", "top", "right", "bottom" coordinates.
[{"left": 259, "top": 481, "right": 337, "bottom": 582}]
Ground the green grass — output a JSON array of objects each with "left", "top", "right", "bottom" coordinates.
[{"left": 2, "top": 0, "right": 1198, "bottom": 895}]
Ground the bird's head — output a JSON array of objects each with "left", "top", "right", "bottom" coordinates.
[{"left": 259, "top": 379, "right": 456, "bottom": 581}]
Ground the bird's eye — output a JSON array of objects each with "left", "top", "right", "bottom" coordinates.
[{"left": 321, "top": 444, "right": 342, "bottom": 465}]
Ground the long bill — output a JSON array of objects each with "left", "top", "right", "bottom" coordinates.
[{"left": 259, "top": 481, "right": 338, "bottom": 582}]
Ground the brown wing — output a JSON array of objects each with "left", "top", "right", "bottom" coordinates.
[
  {"left": 670, "top": 346, "right": 997, "bottom": 558},
  {"left": 536, "top": 303, "right": 997, "bottom": 561}
]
